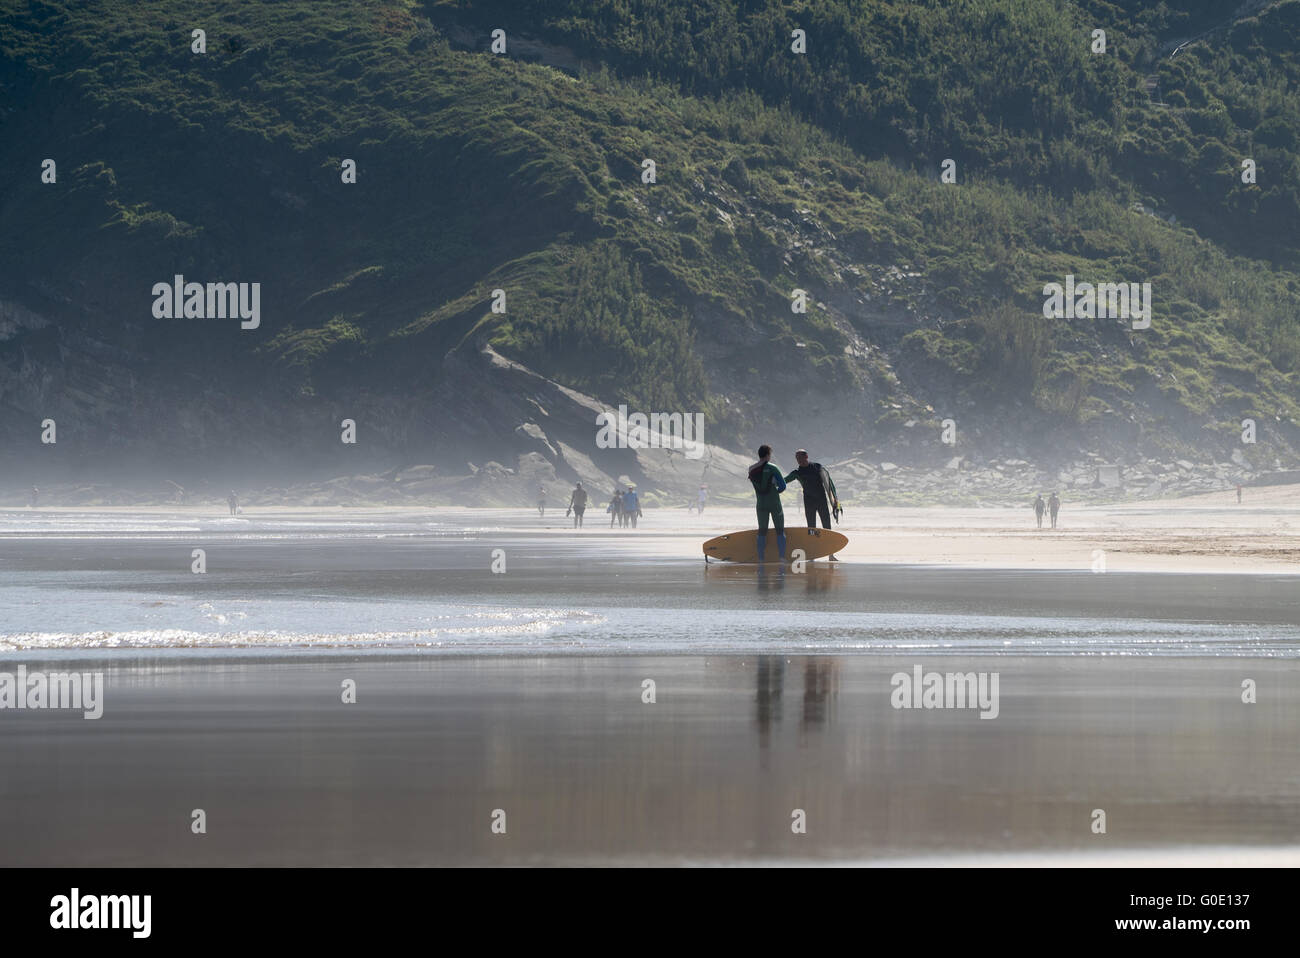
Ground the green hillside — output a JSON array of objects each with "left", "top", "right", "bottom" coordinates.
[{"left": 1, "top": 0, "right": 1297, "bottom": 481}]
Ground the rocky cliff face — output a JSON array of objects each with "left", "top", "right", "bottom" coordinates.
[
  {"left": 2, "top": 275, "right": 1293, "bottom": 508},
  {"left": 1, "top": 292, "right": 751, "bottom": 504}
]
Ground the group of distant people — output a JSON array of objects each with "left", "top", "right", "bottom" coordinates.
[
  {"left": 1032, "top": 492, "right": 1060, "bottom": 529},
  {"left": 604, "top": 485, "right": 641, "bottom": 528},
  {"left": 537, "top": 482, "right": 643, "bottom": 529},
  {"left": 747, "top": 445, "right": 842, "bottom": 561}
]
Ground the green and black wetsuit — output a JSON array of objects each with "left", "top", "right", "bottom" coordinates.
[{"left": 748, "top": 460, "right": 787, "bottom": 560}]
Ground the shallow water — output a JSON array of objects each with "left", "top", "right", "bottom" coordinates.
[{"left": 1, "top": 509, "right": 1298, "bottom": 656}]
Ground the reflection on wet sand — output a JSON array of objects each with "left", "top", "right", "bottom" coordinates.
[
  {"left": 755, "top": 655, "right": 783, "bottom": 760},
  {"left": 0, "top": 654, "right": 1297, "bottom": 865},
  {"left": 801, "top": 657, "right": 839, "bottom": 741},
  {"left": 756, "top": 655, "right": 841, "bottom": 759},
  {"left": 706, "top": 562, "right": 845, "bottom": 598}
]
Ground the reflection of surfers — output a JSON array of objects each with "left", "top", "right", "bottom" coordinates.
[
  {"left": 755, "top": 562, "right": 786, "bottom": 593},
  {"left": 800, "top": 657, "right": 838, "bottom": 739},
  {"left": 755, "top": 655, "right": 785, "bottom": 759},
  {"left": 783, "top": 449, "right": 842, "bottom": 561},
  {"left": 800, "top": 566, "right": 839, "bottom": 594}
]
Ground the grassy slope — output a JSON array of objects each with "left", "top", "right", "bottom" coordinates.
[{"left": 0, "top": 0, "right": 1296, "bottom": 467}]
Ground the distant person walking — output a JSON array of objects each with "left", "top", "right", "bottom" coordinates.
[
  {"left": 1033, "top": 494, "right": 1046, "bottom": 529},
  {"left": 748, "top": 444, "right": 787, "bottom": 561},
  {"left": 1048, "top": 492, "right": 1060, "bottom": 529},
  {"left": 537, "top": 485, "right": 546, "bottom": 517},
  {"left": 623, "top": 486, "right": 641, "bottom": 529},
  {"left": 697, "top": 484, "right": 708, "bottom": 515},
  {"left": 29, "top": 486, "right": 38, "bottom": 509},
  {"left": 1237, "top": 484, "right": 1243, "bottom": 504},
  {"left": 784, "top": 449, "right": 842, "bottom": 560},
  {"left": 568, "top": 482, "right": 588, "bottom": 528},
  {"left": 227, "top": 491, "right": 238, "bottom": 516},
  {"left": 608, "top": 488, "right": 622, "bottom": 528}
]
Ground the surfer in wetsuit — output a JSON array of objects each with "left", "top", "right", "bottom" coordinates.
[
  {"left": 228, "top": 491, "right": 238, "bottom": 515},
  {"left": 1048, "top": 491, "right": 1060, "bottom": 529},
  {"left": 748, "top": 444, "right": 787, "bottom": 561},
  {"left": 609, "top": 488, "right": 622, "bottom": 527},
  {"left": 784, "top": 449, "right": 842, "bottom": 560},
  {"left": 1033, "top": 494, "right": 1046, "bottom": 529}
]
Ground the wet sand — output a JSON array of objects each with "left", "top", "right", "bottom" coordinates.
[
  {"left": 3, "top": 502, "right": 1298, "bottom": 867},
  {"left": 1, "top": 654, "right": 1297, "bottom": 866}
]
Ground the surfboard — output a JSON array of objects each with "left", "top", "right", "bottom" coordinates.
[{"left": 702, "top": 527, "right": 848, "bottom": 563}]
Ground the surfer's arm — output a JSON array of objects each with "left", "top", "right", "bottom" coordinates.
[
  {"left": 782, "top": 470, "right": 798, "bottom": 484},
  {"left": 773, "top": 468, "right": 787, "bottom": 493}
]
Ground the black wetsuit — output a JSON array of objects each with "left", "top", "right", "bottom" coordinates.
[{"left": 784, "top": 463, "right": 831, "bottom": 529}]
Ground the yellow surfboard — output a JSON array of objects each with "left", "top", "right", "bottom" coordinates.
[{"left": 702, "top": 527, "right": 848, "bottom": 563}]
